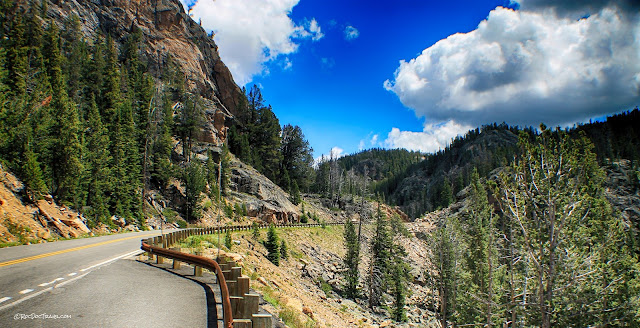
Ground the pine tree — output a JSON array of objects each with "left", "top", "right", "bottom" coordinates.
[
  {"left": 251, "top": 221, "right": 260, "bottom": 240},
  {"left": 343, "top": 218, "right": 360, "bottom": 299},
  {"left": 22, "top": 142, "right": 47, "bottom": 201},
  {"left": 183, "top": 161, "right": 206, "bottom": 221},
  {"left": 497, "top": 127, "right": 640, "bottom": 327},
  {"left": 265, "top": 224, "right": 280, "bottom": 266},
  {"left": 290, "top": 180, "right": 301, "bottom": 205},
  {"left": 82, "top": 96, "right": 111, "bottom": 223},
  {"left": 368, "top": 202, "right": 392, "bottom": 308},
  {"left": 43, "top": 21, "right": 83, "bottom": 207}
]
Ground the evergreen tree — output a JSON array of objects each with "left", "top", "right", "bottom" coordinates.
[
  {"left": 391, "top": 261, "right": 409, "bottom": 322},
  {"left": 458, "top": 167, "right": 498, "bottom": 325},
  {"left": 183, "top": 161, "right": 206, "bottom": 221},
  {"left": 21, "top": 142, "right": 47, "bottom": 201},
  {"left": 82, "top": 96, "right": 111, "bottom": 223},
  {"left": 290, "top": 180, "right": 301, "bottom": 205},
  {"left": 265, "top": 224, "right": 280, "bottom": 266},
  {"left": 368, "top": 203, "right": 392, "bottom": 308},
  {"left": 251, "top": 221, "right": 260, "bottom": 240},
  {"left": 430, "top": 217, "right": 462, "bottom": 327},
  {"left": 43, "top": 21, "right": 83, "bottom": 206},
  {"left": 343, "top": 218, "right": 360, "bottom": 299},
  {"left": 497, "top": 127, "right": 640, "bottom": 327},
  {"left": 280, "top": 124, "right": 314, "bottom": 191}
]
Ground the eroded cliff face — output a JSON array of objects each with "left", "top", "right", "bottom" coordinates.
[{"left": 41, "top": 0, "right": 243, "bottom": 116}]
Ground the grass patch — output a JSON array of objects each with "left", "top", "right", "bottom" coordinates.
[
  {"left": 261, "top": 287, "right": 281, "bottom": 307},
  {"left": 279, "top": 305, "right": 317, "bottom": 328}
]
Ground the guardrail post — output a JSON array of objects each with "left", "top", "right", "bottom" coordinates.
[
  {"left": 231, "top": 267, "right": 242, "bottom": 281},
  {"left": 237, "top": 276, "right": 250, "bottom": 297},
  {"left": 243, "top": 294, "right": 260, "bottom": 319},
  {"left": 194, "top": 251, "right": 203, "bottom": 276},
  {"left": 252, "top": 314, "right": 272, "bottom": 328},
  {"left": 230, "top": 296, "right": 245, "bottom": 323},
  {"left": 226, "top": 280, "right": 237, "bottom": 297},
  {"left": 171, "top": 247, "right": 181, "bottom": 269}
]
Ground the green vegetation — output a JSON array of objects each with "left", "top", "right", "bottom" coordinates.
[
  {"left": 229, "top": 86, "right": 315, "bottom": 194},
  {"left": 224, "top": 230, "right": 232, "bottom": 250},
  {"left": 429, "top": 127, "right": 640, "bottom": 327},
  {"left": 280, "top": 239, "right": 288, "bottom": 260},
  {"left": 265, "top": 224, "right": 280, "bottom": 265},
  {"left": 342, "top": 218, "right": 360, "bottom": 299}
]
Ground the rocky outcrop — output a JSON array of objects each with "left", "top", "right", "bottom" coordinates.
[
  {"left": 38, "top": 0, "right": 243, "bottom": 117},
  {"left": 228, "top": 158, "right": 299, "bottom": 224},
  {"left": 0, "top": 166, "right": 91, "bottom": 243}
]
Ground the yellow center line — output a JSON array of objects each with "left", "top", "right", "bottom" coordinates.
[{"left": 0, "top": 233, "right": 158, "bottom": 268}]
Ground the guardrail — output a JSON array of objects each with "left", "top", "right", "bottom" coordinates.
[{"left": 141, "top": 222, "right": 344, "bottom": 328}]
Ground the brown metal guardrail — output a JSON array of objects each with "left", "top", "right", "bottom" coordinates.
[
  {"left": 140, "top": 222, "right": 344, "bottom": 327},
  {"left": 141, "top": 240, "right": 234, "bottom": 328}
]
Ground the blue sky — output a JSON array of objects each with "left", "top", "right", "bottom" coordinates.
[{"left": 184, "top": 0, "right": 640, "bottom": 159}]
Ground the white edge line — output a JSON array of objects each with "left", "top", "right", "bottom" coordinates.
[
  {"left": 55, "top": 272, "right": 89, "bottom": 288},
  {"left": 0, "top": 297, "right": 11, "bottom": 304},
  {"left": 0, "top": 287, "right": 53, "bottom": 312},
  {"left": 79, "top": 250, "right": 142, "bottom": 272},
  {"left": 38, "top": 277, "right": 64, "bottom": 287}
]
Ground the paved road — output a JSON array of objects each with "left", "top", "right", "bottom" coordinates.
[{"left": 0, "top": 230, "right": 211, "bottom": 327}]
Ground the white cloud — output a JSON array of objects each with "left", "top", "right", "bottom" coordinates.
[
  {"left": 358, "top": 140, "right": 365, "bottom": 151},
  {"left": 184, "top": 0, "right": 323, "bottom": 85},
  {"left": 314, "top": 146, "right": 345, "bottom": 166},
  {"left": 281, "top": 57, "right": 293, "bottom": 71},
  {"left": 344, "top": 25, "right": 360, "bottom": 40},
  {"left": 383, "top": 121, "right": 472, "bottom": 153},
  {"left": 370, "top": 134, "right": 378, "bottom": 146},
  {"left": 384, "top": 5, "right": 640, "bottom": 129}
]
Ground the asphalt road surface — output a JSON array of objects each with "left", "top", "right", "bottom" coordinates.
[{"left": 0, "top": 230, "right": 211, "bottom": 327}]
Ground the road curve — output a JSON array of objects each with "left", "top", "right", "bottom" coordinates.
[{"left": 0, "top": 230, "right": 209, "bottom": 327}]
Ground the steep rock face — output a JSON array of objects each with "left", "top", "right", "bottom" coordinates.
[
  {"left": 40, "top": 0, "right": 243, "bottom": 116},
  {"left": 228, "top": 158, "right": 299, "bottom": 223}
]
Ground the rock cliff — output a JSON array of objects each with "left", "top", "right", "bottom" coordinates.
[{"left": 40, "top": 0, "right": 243, "bottom": 117}]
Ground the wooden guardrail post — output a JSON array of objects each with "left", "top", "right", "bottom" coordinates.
[
  {"left": 243, "top": 294, "right": 260, "bottom": 319},
  {"left": 252, "top": 314, "right": 272, "bottom": 328},
  {"left": 237, "top": 276, "right": 250, "bottom": 297},
  {"left": 171, "top": 247, "right": 181, "bottom": 269}
]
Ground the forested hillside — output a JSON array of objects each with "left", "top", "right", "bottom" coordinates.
[
  {"left": 0, "top": 0, "right": 318, "bottom": 230},
  {"left": 334, "top": 110, "right": 640, "bottom": 219}
]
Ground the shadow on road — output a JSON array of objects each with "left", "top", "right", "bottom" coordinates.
[{"left": 138, "top": 260, "right": 220, "bottom": 328}]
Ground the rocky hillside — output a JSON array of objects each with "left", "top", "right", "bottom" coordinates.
[
  {"left": 0, "top": 165, "right": 94, "bottom": 246},
  {"left": 40, "top": 0, "right": 243, "bottom": 116},
  {"left": 180, "top": 203, "right": 434, "bottom": 328}
]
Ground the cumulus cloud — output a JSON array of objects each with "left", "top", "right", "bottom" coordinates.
[
  {"left": 184, "top": 0, "right": 323, "bottom": 85},
  {"left": 514, "top": 0, "right": 640, "bottom": 18},
  {"left": 344, "top": 25, "right": 360, "bottom": 40},
  {"left": 384, "top": 121, "right": 472, "bottom": 153},
  {"left": 384, "top": 4, "right": 640, "bottom": 133}
]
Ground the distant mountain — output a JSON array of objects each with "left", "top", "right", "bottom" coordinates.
[{"left": 338, "top": 109, "right": 640, "bottom": 219}]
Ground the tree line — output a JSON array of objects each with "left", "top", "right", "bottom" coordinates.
[{"left": 0, "top": 2, "right": 222, "bottom": 226}]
